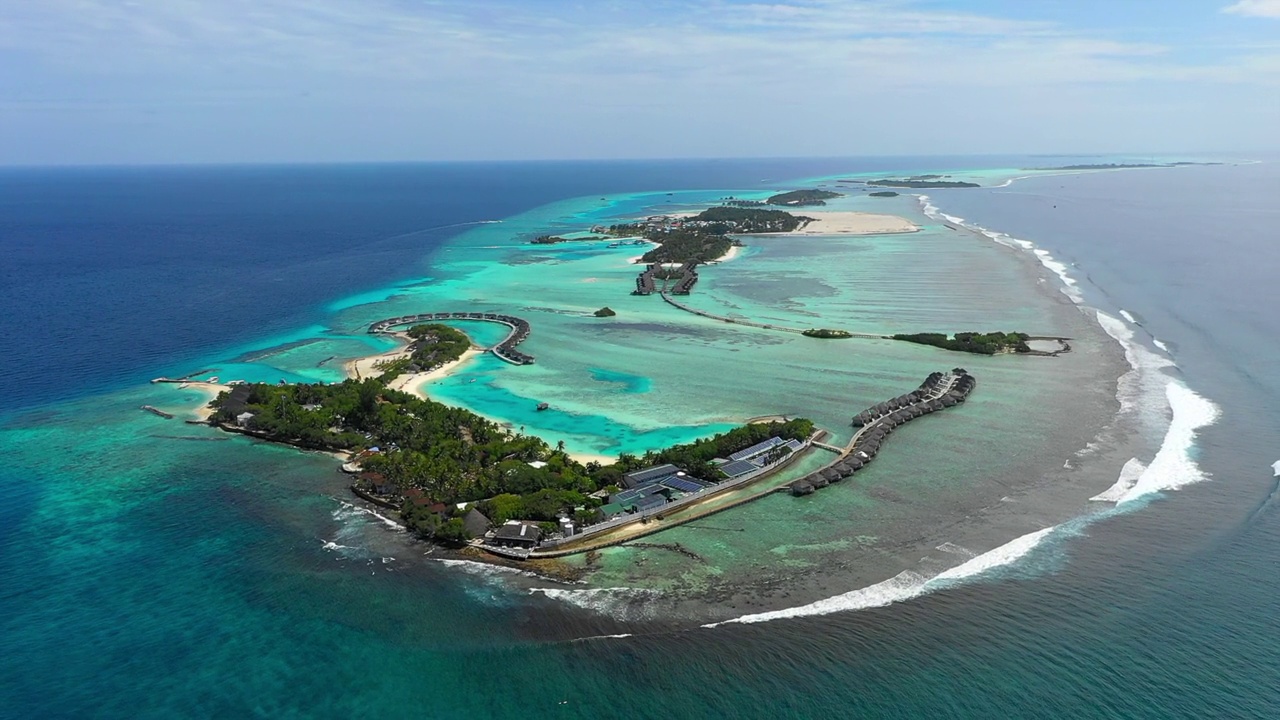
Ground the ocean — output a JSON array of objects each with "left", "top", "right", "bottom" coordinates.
[{"left": 1, "top": 157, "right": 1277, "bottom": 718}]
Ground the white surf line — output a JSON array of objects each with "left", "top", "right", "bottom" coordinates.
[
  {"left": 1272, "top": 460, "right": 1280, "bottom": 477},
  {"left": 917, "top": 194, "right": 1083, "bottom": 304},
  {"left": 1091, "top": 458, "right": 1147, "bottom": 503},
  {"left": 704, "top": 526, "right": 1057, "bottom": 627}
]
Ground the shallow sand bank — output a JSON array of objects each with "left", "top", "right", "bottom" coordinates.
[
  {"left": 779, "top": 211, "right": 918, "bottom": 236},
  {"left": 344, "top": 333, "right": 412, "bottom": 380}
]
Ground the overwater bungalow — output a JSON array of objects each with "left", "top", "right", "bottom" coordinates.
[{"left": 790, "top": 480, "right": 815, "bottom": 496}]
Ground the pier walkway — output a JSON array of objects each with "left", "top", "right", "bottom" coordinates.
[
  {"left": 658, "top": 292, "right": 886, "bottom": 339},
  {"left": 369, "top": 311, "right": 535, "bottom": 365},
  {"left": 521, "top": 371, "right": 977, "bottom": 558}
]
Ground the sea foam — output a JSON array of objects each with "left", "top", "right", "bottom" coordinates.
[
  {"left": 917, "top": 195, "right": 1082, "bottom": 303},
  {"left": 1116, "top": 381, "right": 1220, "bottom": 504},
  {"left": 707, "top": 525, "right": 1059, "bottom": 627},
  {"left": 1090, "top": 458, "right": 1148, "bottom": 502}
]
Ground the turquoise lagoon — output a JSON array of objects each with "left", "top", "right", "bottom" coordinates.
[{"left": 104, "top": 172, "right": 1131, "bottom": 614}]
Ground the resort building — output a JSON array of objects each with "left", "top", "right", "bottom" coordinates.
[
  {"left": 491, "top": 521, "right": 542, "bottom": 549},
  {"left": 715, "top": 436, "right": 805, "bottom": 479}
]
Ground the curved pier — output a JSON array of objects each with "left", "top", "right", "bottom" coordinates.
[
  {"left": 788, "top": 369, "right": 976, "bottom": 496},
  {"left": 369, "top": 312, "right": 534, "bottom": 365}
]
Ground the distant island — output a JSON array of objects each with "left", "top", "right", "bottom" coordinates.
[
  {"left": 893, "top": 331, "right": 1031, "bottom": 355},
  {"left": 868, "top": 191, "right": 900, "bottom": 197},
  {"left": 530, "top": 234, "right": 604, "bottom": 244},
  {"left": 869, "top": 179, "right": 980, "bottom": 189},
  {"left": 765, "top": 189, "right": 842, "bottom": 207},
  {"left": 1028, "top": 162, "right": 1223, "bottom": 171},
  {"left": 802, "top": 328, "right": 853, "bottom": 339}
]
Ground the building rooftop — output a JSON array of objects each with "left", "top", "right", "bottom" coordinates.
[
  {"left": 728, "top": 436, "right": 786, "bottom": 462},
  {"left": 622, "top": 463, "right": 681, "bottom": 488}
]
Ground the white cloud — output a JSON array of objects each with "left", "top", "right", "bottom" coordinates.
[{"left": 1223, "top": 0, "right": 1280, "bottom": 18}]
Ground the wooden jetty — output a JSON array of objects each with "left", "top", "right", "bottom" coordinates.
[
  {"left": 140, "top": 405, "right": 175, "bottom": 419},
  {"left": 151, "top": 368, "right": 217, "bottom": 384},
  {"left": 368, "top": 311, "right": 535, "bottom": 365}
]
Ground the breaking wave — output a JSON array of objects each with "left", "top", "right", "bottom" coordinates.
[
  {"left": 707, "top": 526, "right": 1058, "bottom": 627},
  {"left": 1115, "top": 382, "right": 1220, "bottom": 503},
  {"left": 530, "top": 587, "right": 664, "bottom": 622},
  {"left": 917, "top": 195, "right": 1082, "bottom": 303},
  {"left": 1090, "top": 458, "right": 1148, "bottom": 502}
]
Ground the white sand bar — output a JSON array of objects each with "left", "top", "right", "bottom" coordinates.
[{"left": 776, "top": 211, "right": 918, "bottom": 236}]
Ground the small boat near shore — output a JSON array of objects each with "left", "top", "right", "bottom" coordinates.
[{"left": 536, "top": 402, "right": 550, "bottom": 411}]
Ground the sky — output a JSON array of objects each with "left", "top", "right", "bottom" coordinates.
[{"left": 2, "top": 0, "right": 1279, "bottom": 165}]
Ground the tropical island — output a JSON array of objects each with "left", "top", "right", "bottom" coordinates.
[
  {"left": 802, "top": 328, "right": 853, "bottom": 339},
  {"left": 765, "top": 189, "right": 842, "bottom": 207},
  {"left": 893, "top": 331, "right": 1031, "bottom": 354},
  {"left": 204, "top": 322, "right": 817, "bottom": 550},
  {"left": 606, "top": 206, "right": 810, "bottom": 264},
  {"left": 869, "top": 191, "right": 900, "bottom": 197},
  {"left": 530, "top": 234, "right": 604, "bottom": 244},
  {"left": 869, "top": 178, "right": 981, "bottom": 189}
]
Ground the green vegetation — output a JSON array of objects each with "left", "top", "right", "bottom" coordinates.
[
  {"left": 893, "top": 331, "right": 1031, "bottom": 355},
  {"left": 604, "top": 419, "right": 814, "bottom": 484},
  {"left": 609, "top": 206, "right": 807, "bottom": 264},
  {"left": 690, "top": 206, "right": 809, "bottom": 232},
  {"left": 638, "top": 230, "right": 733, "bottom": 264},
  {"left": 868, "top": 179, "right": 980, "bottom": 188},
  {"left": 802, "top": 328, "right": 853, "bottom": 339},
  {"left": 210, "top": 374, "right": 814, "bottom": 543},
  {"left": 868, "top": 191, "right": 900, "bottom": 197},
  {"left": 376, "top": 324, "right": 470, "bottom": 382},
  {"left": 766, "top": 189, "right": 841, "bottom": 207},
  {"left": 593, "top": 307, "right": 617, "bottom": 317}
]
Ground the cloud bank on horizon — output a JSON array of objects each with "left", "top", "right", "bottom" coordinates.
[{"left": 0, "top": 0, "right": 1277, "bottom": 164}]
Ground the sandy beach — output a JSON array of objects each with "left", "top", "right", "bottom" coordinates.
[
  {"left": 390, "top": 348, "right": 484, "bottom": 399},
  {"left": 777, "top": 211, "right": 918, "bottom": 236},
  {"left": 182, "top": 381, "right": 230, "bottom": 420},
  {"left": 344, "top": 333, "right": 413, "bottom": 380},
  {"left": 708, "top": 244, "right": 743, "bottom": 263}
]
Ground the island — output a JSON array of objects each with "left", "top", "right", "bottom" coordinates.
[
  {"left": 893, "top": 331, "right": 1031, "bottom": 355},
  {"left": 765, "top": 189, "right": 842, "bottom": 207},
  {"left": 869, "top": 191, "right": 900, "bottom": 197},
  {"left": 374, "top": 324, "right": 471, "bottom": 381},
  {"left": 593, "top": 306, "right": 616, "bottom": 317},
  {"left": 530, "top": 234, "right": 605, "bottom": 244},
  {"left": 802, "top": 328, "right": 853, "bottom": 339},
  {"left": 606, "top": 207, "right": 809, "bottom": 265},
  {"left": 207, "top": 366, "right": 815, "bottom": 550},
  {"left": 869, "top": 179, "right": 980, "bottom": 189}
]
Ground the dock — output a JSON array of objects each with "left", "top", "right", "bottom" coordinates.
[
  {"left": 369, "top": 311, "right": 535, "bottom": 365},
  {"left": 788, "top": 369, "right": 977, "bottom": 496},
  {"left": 522, "top": 370, "right": 977, "bottom": 557}
]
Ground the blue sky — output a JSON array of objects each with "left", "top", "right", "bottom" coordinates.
[{"left": 2, "top": 0, "right": 1278, "bottom": 164}]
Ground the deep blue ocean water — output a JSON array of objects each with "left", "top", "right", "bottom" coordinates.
[{"left": 2, "top": 158, "right": 1278, "bottom": 718}]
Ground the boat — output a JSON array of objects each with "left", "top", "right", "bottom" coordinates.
[
  {"left": 536, "top": 402, "right": 550, "bottom": 411},
  {"left": 607, "top": 242, "right": 622, "bottom": 248}
]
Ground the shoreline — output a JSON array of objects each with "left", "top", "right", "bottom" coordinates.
[
  {"left": 344, "top": 332, "right": 412, "bottom": 380},
  {"left": 773, "top": 211, "right": 919, "bottom": 236},
  {"left": 388, "top": 347, "right": 484, "bottom": 398}
]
